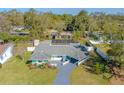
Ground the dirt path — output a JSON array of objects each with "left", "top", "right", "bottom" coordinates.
[
  {"left": 110, "top": 77, "right": 124, "bottom": 85},
  {"left": 110, "top": 69, "right": 124, "bottom": 85}
]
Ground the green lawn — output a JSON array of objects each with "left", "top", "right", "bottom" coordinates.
[
  {"left": 70, "top": 66, "right": 109, "bottom": 85},
  {"left": 79, "top": 38, "right": 88, "bottom": 44},
  {"left": 95, "top": 44, "right": 111, "bottom": 53},
  {"left": 0, "top": 53, "right": 57, "bottom": 85}
]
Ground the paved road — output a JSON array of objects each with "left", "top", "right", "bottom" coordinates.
[{"left": 53, "top": 62, "right": 76, "bottom": 85}]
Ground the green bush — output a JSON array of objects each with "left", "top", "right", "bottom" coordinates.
[
  {"left": 0, "top": 63, "right": 2, "bottom": 68},
  {"left": 103, "top": 73, "right": 112, "bottom": 80}
]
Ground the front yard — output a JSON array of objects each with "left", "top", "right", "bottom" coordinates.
[
  {"left": 70, "top": 49, "right": 109, "bottom": 85},
  {"left": 0, "top": 52, "right": 57, "bottom": 84},
  {"left": 70, "top": 66, "right": 108, "bottom": 85},
  {"left": 0, "top": 42, "right": 112, "bottom": 85}
]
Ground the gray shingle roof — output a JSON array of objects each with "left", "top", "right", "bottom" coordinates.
[
  {"left": 29, "top": 52, "right": 49, "bottom": 61},
  {"left": 29, "top": 40, "right": 86, "bottom": 61}
]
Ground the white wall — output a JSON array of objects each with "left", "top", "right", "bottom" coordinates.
[
  {"left": 51, "top": 56, "right": 62, "bottom": 61},
  {"left": 87, "top": 46, "right": 94, "bottom": 52},
  {"left": 27, "top": 47, "right": 35, "bottom": 52},
  {"left": 89, "top": 40, "right": 104, "bottom": 44},
  {"left": 62, "top": 60, "right": 70, "bottom": 66},
  {"left": 0, "top": 46, "right": 13, "bottom": 64}
]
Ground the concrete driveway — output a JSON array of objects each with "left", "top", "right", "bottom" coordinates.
[{"left": 53, "top": 61, "right": 76, "bottom": 85}]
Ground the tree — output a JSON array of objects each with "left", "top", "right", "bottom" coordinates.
[
  {"left": 61, "top": 14, "right": 73, "bottom": 31},
  {"left": 88, "top": 16, "right": 99, "bottom": 32},
  {"left": 73, "top": 31, "right": 83, "bottom": 41},
  {"left": 0, "top": 13, "right": 11, "bottom": 32},
  {"left": 54, "top": 20, "right": 65, "bottom": 32},
  {"left": 0, "top": 32, "right": 10, "bottom": 42},
  {"left": 7, "top": 9, "right": 24, "bottom": 26},
  {"left": 72, "top": 10, "right": 89, "bottom": 32},
  {"left": 89, "top": 12, "right": 105, "bottom": 31},
  {"left": 93, "top": 62, "right": 103, "bottom": 74},
  {"left": 24, "top": 9, "right": 45, "bottom": 39},
  {"left": 24, "top": 8, "right": 37, "bottom": 29},
  {"left": 103, "top": 20, "right": 119, "bottom": 41},
  {"left": 107, "top": 43, "right": 124, "bottom": 68}
]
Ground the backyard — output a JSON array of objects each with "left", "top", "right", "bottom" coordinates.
[{"left": 0, "top": 52, "right": 57, "bottom": 84}]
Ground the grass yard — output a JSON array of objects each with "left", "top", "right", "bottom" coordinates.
[
  {"left": 70, "top": 66, "right": 109, "bottom": 85},
  {"left": 79, "top": 38, "right": 88, "bottom": 44},
  {"left": 13, "top": 42, "right": 32, "bottom": 55},
  {"left": 95, "top": 44, "right": 111, "bottom": 53},
  {"left": 0, "top": 52, "right": 57, "bottom": 85},
  {"left": 70, "top": 50, "right": 109, "bottom": 85}
]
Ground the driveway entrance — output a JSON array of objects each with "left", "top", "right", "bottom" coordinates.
[{"left": 53, "top": 60, "right": 76, "bottom": 85}]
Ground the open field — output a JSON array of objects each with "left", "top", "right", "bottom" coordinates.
[
  {"left": 70, "top": 66, "right": 109, "bottom": 85},
  {"left": 0, "top": 52, "right": 57, "bottom": 85}
]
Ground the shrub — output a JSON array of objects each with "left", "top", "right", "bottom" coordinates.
[
  {"left": 103, "top": 73, "right": 112, "bottom": 80},
  {"left": 0, "top": 63, "right": 2, "bottom": 68}
]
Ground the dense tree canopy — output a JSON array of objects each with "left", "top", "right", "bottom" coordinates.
[
  {"left": 0, "top": 9, "right": 124, "bottom": 41},
  {"left": 7, "top": 9, "right": 24, "bottom": 26},
  {"left": 0, "top": 13, "right": 11, "bottom": 32}
]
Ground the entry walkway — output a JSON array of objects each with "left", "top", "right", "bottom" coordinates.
[{"left": 53, "top": 62, "right": 76, "bottom": 85}]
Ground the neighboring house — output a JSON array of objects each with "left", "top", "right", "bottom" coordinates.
[
  {"left": 10, "top": 26, "right": 30, "bottom": 36},
  {"left": 44, "top": 29, "right": 58, "bottom": 39},
  {"left": 59, "top": 32, "right": 72, "bottom": 39},
  {"left": 28, "top": 40, "right": 89, "bottom": 65},
  {"left": 50, "top": 31, "right": 72, "bottom": 40},
  {"left": 0, "top": 44, "right": 13, "bottom": 64},
  {"left": 44, "top": 29, "right": 72, "bottom": 40},
  {"left": 10, "top": 31, "right": 30, "bottom": 36},
  {"left": 12, "top": 26, "right": 25, "bottom": 31},
  {"left": 12, "top": 26, "right": 32, "bottom": 31}
]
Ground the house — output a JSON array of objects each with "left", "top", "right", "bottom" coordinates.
[
  {"left": 12, "top": 26, "right": 25, "bottom": 31},
  {"left": 44, "top": 29, "right": 72, "bottom": 40},
  {"left": 44, "top": 29, "right": 58, "bottom": 39},
  {"left": 50, "top": 31, "right": 72, "bottom": 40},
  {"left": 10, "top": 31, "right": 30, "bottom": 36},
  {"left": 0, "top": 43, "right": 13, "bottom": 64},
  {"left": 10, "top": 26, "right": 30, "bottom": 36},
  {"left": 28, "top": 40, "right": 89, "bottom": 66},
  {"left": 59, "top": 32, "right": 72, "bottom": 39}
]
